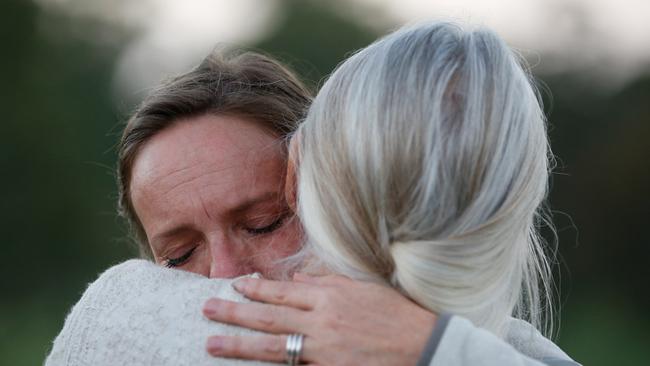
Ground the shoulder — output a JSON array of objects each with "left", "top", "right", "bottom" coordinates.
[
  {"left": 425, "top": 315, "right": 581, "bottom": 366},
  {"left": 81, "top": 259, "right": 255, "bottom": 304},
  {"left": 504, "top": 318, "right": 577, "bottom": 365},
  {"left": 46, "top": 260, "right": 268, "bottom": 366}
]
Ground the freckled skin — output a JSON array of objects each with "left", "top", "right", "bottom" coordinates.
[{"left": 130, "top": 114, "right": 302, "bottom": 279}]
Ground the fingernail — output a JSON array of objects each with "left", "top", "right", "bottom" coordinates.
[
  {"left": 206, "top": 336, "right": 224, "bottom": 354},
  {"left": 232, "top": 279, "right": 247, "bottom": 292},
  {"left": 203, "top": 299, "right": 219, "bottom": 317}
]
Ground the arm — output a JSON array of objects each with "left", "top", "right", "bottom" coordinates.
[
  {"left": 202, "top": 273, "right": 436, "bottom": 365},
  {"left": 203, "top": 274, "right": 580, "bottom": 366},
  {"left": 420, "top": 315, "right": 581, "bottom": 366}
]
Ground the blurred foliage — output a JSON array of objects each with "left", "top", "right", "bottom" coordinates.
[{"left": 1, "top": 0, "right": 648, "bottom": 365}]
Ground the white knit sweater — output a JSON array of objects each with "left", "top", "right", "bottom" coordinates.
[
  {"left": 45, "top": 259, "right": 273, "bottom": 366},
  {"left": 46, "top": 260, "right": 579, "bottom": 366}
]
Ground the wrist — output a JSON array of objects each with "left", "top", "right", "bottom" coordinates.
[{"left": 404, "top": 305, "right": 438, "bottom": 365}]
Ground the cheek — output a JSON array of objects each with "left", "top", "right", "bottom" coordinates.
[
  {"left": 251, "top": 218, "right": 303, "bottom": 271},
  {"left": 183, "top": 246, "right": 212, "bottom": 277},
  {"left": 273, "top": 218, "right": 303, "bottom": 255}
]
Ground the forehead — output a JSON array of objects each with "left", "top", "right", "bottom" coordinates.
[
  {"left": 137, "top": 113, "right": 280, "bottom": 165},
  {"left": 129, "top": 114, "right": 286, "bottom": 230}
]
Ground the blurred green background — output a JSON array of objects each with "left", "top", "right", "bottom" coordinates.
[{"left": 1, "top": 0, "right": 648, "bottom": 365}]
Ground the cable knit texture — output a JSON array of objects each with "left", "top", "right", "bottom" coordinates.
[{"left": 45, "top": 259, "right": 274, "bottom": 366}]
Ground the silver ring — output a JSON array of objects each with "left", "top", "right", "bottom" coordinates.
[{"left": 285, "top": 333, "right": 304, "bottom": 366}]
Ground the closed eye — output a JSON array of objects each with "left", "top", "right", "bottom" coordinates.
[
  {"left": 164, "top": 246, "right": 196, "bottom": 268},
  {"left": 244, "top": 215, "right": 288, "bottom": 236}
]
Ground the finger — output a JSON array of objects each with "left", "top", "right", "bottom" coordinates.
[
  {"left": 206, "top": 334, "right": 284, "bottom": 362},
  {"left": 292, "top": 272, "right": 352, "bottom": 286},
  {"left": 292, "top": 272, "right": 315, "bottom": 283},
  {"left": 207, "top": 334, "right": 312, "bottom": 364},
  {"left": 203, "top": 298, "right": 307, "bottom": 334},
  {"left": 233, "top": 277, "right": 318, "bottom": 309}
]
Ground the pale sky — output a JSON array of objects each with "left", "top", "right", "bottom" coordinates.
[{"left": 35, "top": 0, "right": 650, "bottom": 94}]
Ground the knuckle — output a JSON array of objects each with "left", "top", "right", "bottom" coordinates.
[
  {"left": 272, "top": 284, "right": 289, "bottom": 303},
  {"left": 315, "top": 291, "right": 334, "bottom": 309},
  {"left": 322, "top": 288, "right": 342, "bottom": 305},
  {"left": 261, "top": 336, "right": 283, "bottom": 356},
  {"left": 322, "top": 275, "right": 338, "bottom": 284},
  {"left": 221, "top": 301, "right": 240, "bottom": 322},
  {"left": 320, "top": 312, "right": 343, "bottom": 332},
  {"left": 326, "top": 274, "right": 349, "bottom": 285},
  {"left": 256, "top": 309, "right": 277, "bottom": 329},
  {"left": 228, "top": 337, "right": 244, "bottom": 356},
  {"left": 248, "top": 279, "right": 262, "bottom": 297}
]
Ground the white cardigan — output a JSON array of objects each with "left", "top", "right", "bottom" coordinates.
[
  {"left": 45, "top": 260, "right": 272, "bottom": 366},
  {"left": 45, "top": 260, "right": 579, "bottom": 366},
  {"left": 421, "top": 315, "right": 580, "bottom": 366}
]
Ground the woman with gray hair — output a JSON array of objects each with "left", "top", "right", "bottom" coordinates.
[{"left": 203, "top": 21, "right": 580, "bottom": 365}]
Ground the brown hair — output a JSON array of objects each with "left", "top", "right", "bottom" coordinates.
[{"left": 117, "top": 50, "right": 313, "bottom": 258}]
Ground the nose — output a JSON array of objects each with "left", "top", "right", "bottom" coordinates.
[{"left": 207, "top": 236, "right": 252, "bottom": 278}]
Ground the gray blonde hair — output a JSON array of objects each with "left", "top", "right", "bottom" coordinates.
[{"left": 295, "top": 22, "right": 554, "bottom": 337}]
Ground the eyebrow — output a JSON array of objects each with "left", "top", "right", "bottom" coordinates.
[{"left": 149, "top": 191, "right": 284, "bottom": 248}]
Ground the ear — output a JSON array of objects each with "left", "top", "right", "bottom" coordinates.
[{"left": 284, "top": 134, "right": 300, "bottom": 213}]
